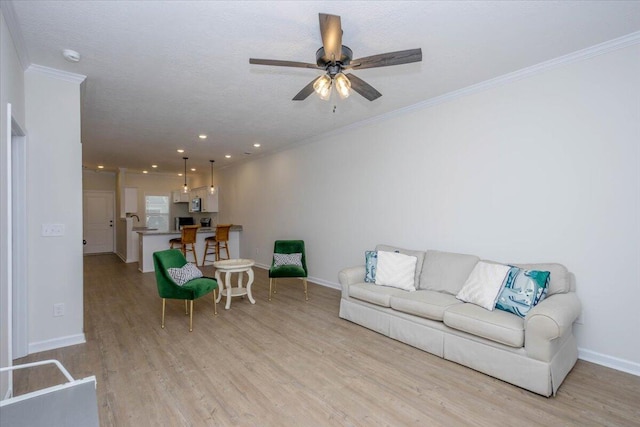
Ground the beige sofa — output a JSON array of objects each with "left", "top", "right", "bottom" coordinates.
[{"left": 338, "top": 244, "right": 582, "bottom": 396}]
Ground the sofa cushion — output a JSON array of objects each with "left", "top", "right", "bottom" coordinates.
[
  {"left": 512, "top": 263, "right": 569, "bottom": 295},
  {"left": 390, "top": 290, "right": 463, "bottom": 321},
  {"left": 349, "top": 283, "right": 408, "bottom": 307},
  {"left": 419, "top": 250, "right": 480, "bottom": 294},
  {"left": 443, "top": 303, "right": 525, "bottom": 348},
  {"left": 375, "top": 251, "right": 418, "bottom": 291},
  {"left": 376, "top": 244, "right": 426, "bottom": 290}
]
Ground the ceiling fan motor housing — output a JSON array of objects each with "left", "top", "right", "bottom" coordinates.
[{"left": 316, "top": 45, "right": 353, "bottom": 71}]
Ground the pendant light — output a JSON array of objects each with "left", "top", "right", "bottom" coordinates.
[
  {"left": 209, "top": 160, "right": 216, "bottom": 195},
  {"left": 182, "top": 157, "right": 189, "bottom": 193}
]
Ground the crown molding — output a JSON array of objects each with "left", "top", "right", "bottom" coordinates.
[
  {"left": 0, "top": 0, "right": 30, "bottom": 70},
  {"left": 327, "top": 30, "right": 640, "bottom": 141},
  {"left": 26, "top": 64, "right": 86, "bottom": 84},
  {"left": 409, "top": 30, "right": 640, "bottom": 113}
]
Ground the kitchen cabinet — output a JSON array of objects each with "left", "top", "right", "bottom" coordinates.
[
  {"left": 123, "top": 187, "right": 138, "bottom": 214},
  {"left": 187, "top": 186, "right": 218, "bottom": 213},
  {"left": 201, "top": 187, "right": 219, "bottom": 213},
  {"left": 172, "top": 190, "right": 189, "bottom": 203}
]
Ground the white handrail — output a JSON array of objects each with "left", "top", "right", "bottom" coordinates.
[{"left": 0, "top": 359, "right": 75, "bottom": 383}]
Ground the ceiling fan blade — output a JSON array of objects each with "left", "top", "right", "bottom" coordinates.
[
  {"left": 346, "top": 74, "right": 382, "bottom": 101},
  {"left": 319, "top": 13, "right": 343, "bottom": 63},
  {"left": 347, "top": 48, "right": 422, "bottom": 70},
  {"left": 292, "top": 77, "right": 321, "bottom": 101},
  {"left": 249, "top": 58, "right": 322, "bottom": 69}
]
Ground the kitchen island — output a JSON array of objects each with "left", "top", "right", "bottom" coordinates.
[{"left": 137, "top": 225, "right": 242, "bottom": 273}]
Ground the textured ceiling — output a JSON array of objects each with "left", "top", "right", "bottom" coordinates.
[{"left": 7, "top": 1, "right": 640, "bottom": 176}]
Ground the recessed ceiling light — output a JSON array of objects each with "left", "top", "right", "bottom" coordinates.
[
  {"left": 177, "top": 149, "right": 185, "bottom": 153},
  {"left": 253, "top": 143, "right": 261, "bottom": 148},
  {"left": 97, "top": 165, "right": 104, "bottom": 169},
  {"left": 151, "top": 164, "right": 158, "bottom": 168},
  {"left": 142, "top": 170, "right": 148, "bottom": 174},
  {"left": 178, "top": 173, "right": 183, "bottom": 177},
  {"left": 62, "top": 49, "right": 80, "bottom": 62},
  {"left": 225, "top": 155, "right": 231, "bottom": 159},
  {"left": 191, "top": 168, "right": 196, "bottom": 171},
  {"left": 198, "top": 134, "right": 207, "bottom": 139}
]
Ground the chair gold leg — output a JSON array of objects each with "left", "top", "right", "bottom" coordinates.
[
  {"left": 189, "top": 300, "right": 194, "bottom": 332},
  {"left": 213, "top": 289, "right": 218, "bottom": 315},
  {"left": 161, "top": 298, "right": 166, "bottom": 329},
  {"left": 185, "top": 300, "right": 188, "bottom": 315},
  {"left": 269, "top": 278, "right": 273, "bottom": 301},
  {"left": 303, "top": 278, "right": 309, "bottom": 301}
]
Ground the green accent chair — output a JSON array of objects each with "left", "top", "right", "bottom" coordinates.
[
  {"left": 153, "top": 249, "right": 218, "bottom": 332},
  {"left": 268, "top": 240, "right": 308, "bottom": 301}
]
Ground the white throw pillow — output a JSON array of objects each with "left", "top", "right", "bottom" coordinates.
[
  {"left": 167, "top": 263, "right": 203, "bottom": 286},
  {"left": 375, "top": 251, "right": 418, "bottom": 291},
  {"left": 273, "top": 253, "right": 303, "bottom": 267},
  {"left": 456, "top": 261, "right": 511, "bottom": 310}
]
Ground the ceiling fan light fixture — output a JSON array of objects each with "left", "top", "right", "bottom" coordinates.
[
  {"left": 313, "top": 74, "right": 332, "bottom": 100},
  {"left": 335, "top": 73, "right": 351, "bottom": 99}
]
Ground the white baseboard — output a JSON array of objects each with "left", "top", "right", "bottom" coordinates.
[
  {"left": 308, "top": 276, "right": 340, "bottom": 290},
  {"left": 115, "top": 251, "right": 126, "bottom": 263},
  {"left": 28, "top": 334, "right": 86, "bottom": 355},
  {"left": 578, "top": 348, "right": 639, "bottom": 377},
  {"left": 252, "top": 264, "right": 340, "bottom": 290}
]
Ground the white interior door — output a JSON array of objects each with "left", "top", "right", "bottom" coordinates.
[{"left": 83, "top": 191, "right": 114, "bottom": 254}]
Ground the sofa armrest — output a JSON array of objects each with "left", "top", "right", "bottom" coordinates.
[
  {"left": 338, "top": 265, "right": 366, "bottom": 299},
  {"left": 524, "top": 292, "right": 581, "bottom": 361}
]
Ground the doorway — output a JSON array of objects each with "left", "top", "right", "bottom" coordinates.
[{"left": 83, "top": 191, "right": 115, "bottom": 254}]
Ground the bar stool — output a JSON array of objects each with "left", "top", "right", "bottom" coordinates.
[
  {"left": 202, "top": 224, "right": 232, "bottom": 266},
  {"left": 169, "top": 225, "right": 200, "bottom": 264}
]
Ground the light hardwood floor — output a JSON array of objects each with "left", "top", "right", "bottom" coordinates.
[{"left": 13, "top": 254, "right": 640, "bottom": 426}]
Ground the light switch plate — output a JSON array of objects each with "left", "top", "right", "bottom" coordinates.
[{"left": 42, "top": 224, "right": 65, "bottom": 236}]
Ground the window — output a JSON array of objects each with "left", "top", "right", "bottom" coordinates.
[{"left": 145, "top": 194, "right": 169, "bottom": 232}]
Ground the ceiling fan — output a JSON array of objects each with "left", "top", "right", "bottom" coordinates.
[{"left": 249, "top": 13, "right": 422, "bottom": 102}]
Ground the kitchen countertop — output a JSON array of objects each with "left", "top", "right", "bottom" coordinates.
[{"left": 137, "top": 225, "right": 243, "bottom": 236}]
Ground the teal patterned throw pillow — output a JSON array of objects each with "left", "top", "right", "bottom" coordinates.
[
  {"left": 365, "top": 251, "right": 378, "bottom": 283},
  {"left": 495, "top": 267, "right": 549, "bottom": 317}
]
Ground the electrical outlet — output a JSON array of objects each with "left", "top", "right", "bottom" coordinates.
[
  {"left": 53, "top": 303, "right": 65, "bottom": 317},
  {"left": 42, "top": 224, "right": 65, "bottom": 237}
]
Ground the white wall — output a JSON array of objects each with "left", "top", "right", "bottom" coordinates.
[
  {"left": 0, "top": 6, "right": 26, "bottom": 398},
  {"left": 24, "top": 67, "right": 85, "bottom": 353},
  {"left": 220, "top": 44, "right": 640, "bottom": 373},
  {"left": 83, "top": 170, "right": 116, "bottom": 192}
]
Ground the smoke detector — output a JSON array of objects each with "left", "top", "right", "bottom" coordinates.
[{"left": 62, "top": 49, "right": 81, "bottom": 63}]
